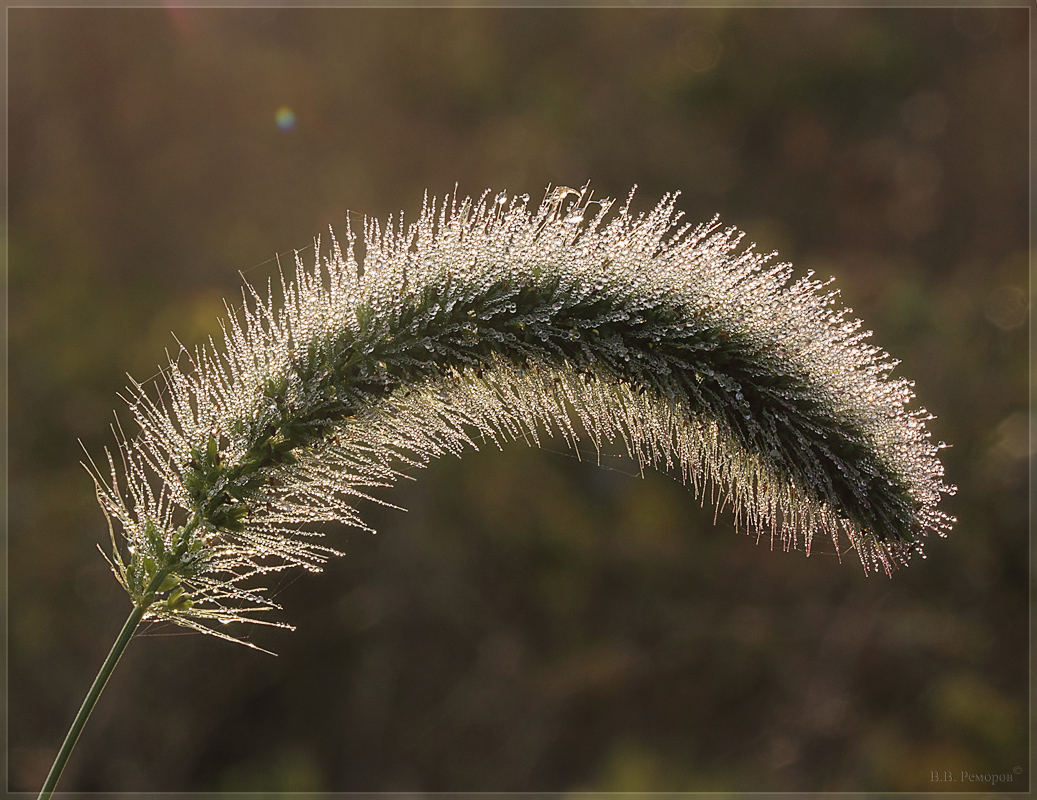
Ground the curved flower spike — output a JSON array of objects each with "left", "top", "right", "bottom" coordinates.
[
  {"left": 89, "top": 186, "right": 955, "bottom": 644},
  {"left": 41, "top": 186, "right": 957, "bottom": 800}
]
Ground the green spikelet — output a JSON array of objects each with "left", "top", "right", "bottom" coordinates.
[{"left": 87, "top": 186, "right": 955, "bottom": 644}]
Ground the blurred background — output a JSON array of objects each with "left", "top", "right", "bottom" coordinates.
[{"left": 7, "top": 4, "right": 1029, "bottom": 794}]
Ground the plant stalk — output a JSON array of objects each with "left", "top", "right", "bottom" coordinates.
[{"left": 37, "top": 602, "right": 148, "bottom": 800}]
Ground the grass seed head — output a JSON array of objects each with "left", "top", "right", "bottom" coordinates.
[{"left": 87, "top": 186, "right": 956, "bottom": 644}]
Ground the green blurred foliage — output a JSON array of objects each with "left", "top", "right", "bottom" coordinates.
[{"left": 8, "top": 6, "right": 1028, "bottom": 794}]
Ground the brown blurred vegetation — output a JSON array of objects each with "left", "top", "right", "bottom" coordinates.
[{"left": 7, "top": 6, "right": 1028, "bottom": 793}]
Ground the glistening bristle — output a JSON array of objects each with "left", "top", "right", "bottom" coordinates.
[{"left": 87, "top": 186, "right": 956, "bottom": 646}]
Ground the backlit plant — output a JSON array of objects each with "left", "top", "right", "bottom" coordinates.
[{"left": 38, "top": 187, "right": 955, "bottom": 798}]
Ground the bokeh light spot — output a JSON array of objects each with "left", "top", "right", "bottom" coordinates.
[{"left": 275, "top": 107, "right": 297, "bottom": 132}]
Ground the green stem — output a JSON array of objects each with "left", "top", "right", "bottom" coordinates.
[{"left": 37, "top": 602, "right": 148, "bottom": 800}]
